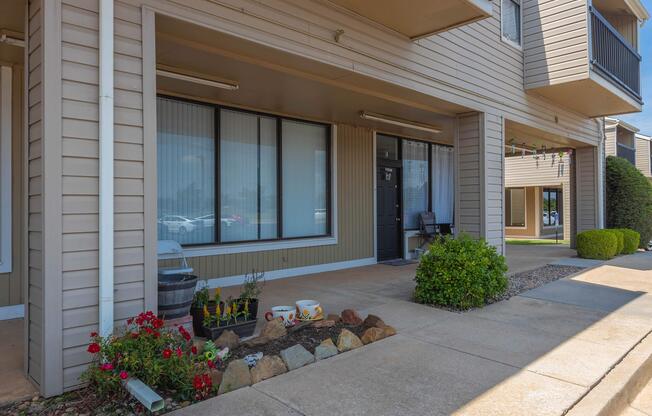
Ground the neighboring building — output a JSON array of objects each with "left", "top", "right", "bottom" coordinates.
[
  {"left": 635, "top": 133, "right": 652, "bottom": 178},
  {"left": 0, "top": 0, "right": 647, "bottom": 396},
  {"left": 505, "top": 152, "right": 571, "bottom": 241},
  {"left": 605, "top": 118, "right": 652, "bottom": 178}
]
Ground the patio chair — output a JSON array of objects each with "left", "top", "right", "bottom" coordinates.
[
  {"left": 415, "top": 212, "right": 440, "bottom": 257},
  {"left": 157, "top": 240, "right": 194, "bottom": 275}
]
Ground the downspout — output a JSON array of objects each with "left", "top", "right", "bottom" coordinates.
[
  {"left": 99, "top": 0, "right": 114, "bottom": 337},
  {"left": 595, "top": 118, "right": 605, "bottom": 229}
]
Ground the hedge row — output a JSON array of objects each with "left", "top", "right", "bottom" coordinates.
[{"left": 576, "top": 228, "right": 640, "bottom": 260}]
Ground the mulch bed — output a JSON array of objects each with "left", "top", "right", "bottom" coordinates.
[{"left": 220, "top": 321, "right": 366, "bottom": 370}]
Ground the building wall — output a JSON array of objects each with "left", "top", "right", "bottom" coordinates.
[
  {"left": 505, "top": 186, "right": 537, "bottom": 237},
  {"left": 635, "top": 136, "right": 651, "bottom": 177},
  {"left": 576, "top": 147, "right": 599, "bottom": 233},
  {"left": 160, "top": 124, "right": 374, "bottom": 280},
  {"left": 0, "top": 65, "right": 24, "bottom": 308},
  {"left": 28, "top": 0, "right": 608, "bottom": 395},
  {"left": 523, "top": 0, "right": 590, "bottom": 90},
  {"left": 605, "top": 126, "right": 617, "bottom": 157}
]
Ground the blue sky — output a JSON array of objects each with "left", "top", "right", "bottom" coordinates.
[{"left": 619, "top": 0, "right": 652, "bottom": 134}]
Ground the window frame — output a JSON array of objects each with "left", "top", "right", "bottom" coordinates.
[
  {"left": 376, "top": 133, "right": 455, "bottom": 232},
  {"left": 0, "top": 66, "right": 12, "bottom": 273},
  {"left": 501, "top": 0, "right": 523, "bottom": 50},
  {"left": 156, "top": 95, "right": 334, "bottom": 252},
  {"left": 505, "top": 187, "right": 526, "bottom": 228}
]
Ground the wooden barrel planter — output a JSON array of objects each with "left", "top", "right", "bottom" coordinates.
[{"left": 158, "top": 274, "right": 198, "bottom": 319}]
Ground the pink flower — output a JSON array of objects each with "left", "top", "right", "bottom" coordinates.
[
  {"left": 100, "top": 363, "right": 114, "bottom": 371},
  {"left": 119, "top": 370, "right": 128, "bottom": 380}
]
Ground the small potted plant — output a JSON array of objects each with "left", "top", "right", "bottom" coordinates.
[
  {"left": 202, "top": 298, "right": 256, "bottom": 340},
  {"left": 235, "top": 270, "right": 264, "bottom": 319},
  {"left": 190, "top": 283, "right": 224, "bottom": 336}
]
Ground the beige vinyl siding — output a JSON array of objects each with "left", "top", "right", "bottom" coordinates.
[
  {"left": 505, "top": 154, "right": 571, "bottom": 239},
  {"left": 523, "top": 0, "right": 590, "bottom": 89},
  {"left": 27, "top": 0, "right": 43, "bottom": 387},
  {"left": 575, "top": 146, "right": 598, "bottom": 233},
  {"left": 0, "top": 65, "right": 24, "bottom": 307},
  {"left": 635, "top": 137, "right": 651, "bottom": 177},
  {"left": 456, "top": 113, "right": 482, "bottom": 237},
  {"left": 160, "top": 124, "right": 374, "bottom": 280},
  {"left": 484, "top": 113, "right": 504, "bottom": 249},
  {"left": 59, "top": 0, "right": 147, "bottom": 390},
  {"left": 605, "top": 126, "right": 617, "bottom": 157}
]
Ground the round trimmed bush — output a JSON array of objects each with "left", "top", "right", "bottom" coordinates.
[
  {"left": 605, "top": 229, "right": 624, "bottom": 255},
  {"left": 616, "top": 228, "right": 640, "bottom": 254},
  {"left": 576, "top": 230, "right": 618, "bottom": 260},
  {"left": 414, "top": 234, "right": 508, "bottom": 310},
  {"left": 606, "top": 156, "right": 652, "bottom": 248}
]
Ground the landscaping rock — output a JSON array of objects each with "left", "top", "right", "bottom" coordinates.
[
  {"left": 288, "top": 320, "right": 312, "bottom": 333},
  {"left": 314, "top": 338, "right": 339, "bottom": 360},
  {"left": 341, "top": 309, "right": 363, "bottom": 325},
  {"left": 243, "top": 336, "right": 269, "bottom": 347},
  {"left": 250, "top": 355, "right": 287, "bottom": 383},
  {"left": 382, "top": 325, "right": 397, "bottom": 337},
  {"left": 280, "top": 344, "right": 315, "bottom": 370},
  {"left": 337, "top": 329, "right": 363, "bottom": 352},
  {"left": 327, "top": 313, "right": 342, "bottom": 322},
  {"left": 214, "top": 330, "right": 240, "bottom": 350},
  {"left": 361, "top": 327, "right": 386, "bottom": 344},
  {"left": 261, "top": 317, "right": 287, "bottom": 340},
  {"left": 209, "top": 369, "right": 223, "bottom": 387},
  {"left": 218, "top": 359, "right": 251, "bottom": 395},
  {"left": 313, "top": 319, "right": 335, "bottom": 328},
  {"left": 363, "top": 314, "right": 386, "bottom": 328}
]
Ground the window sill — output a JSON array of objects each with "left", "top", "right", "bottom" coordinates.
[{"left": 173, "top": 236, "right": 338, "bottom": 258}]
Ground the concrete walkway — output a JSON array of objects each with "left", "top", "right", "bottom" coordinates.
[{"left": 175, "top": 251, "right": 652, "bottom": 416}]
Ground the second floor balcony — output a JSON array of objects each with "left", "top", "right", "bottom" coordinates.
[{"left": 524, "top": 0, "right": 648, "bottom": 117}]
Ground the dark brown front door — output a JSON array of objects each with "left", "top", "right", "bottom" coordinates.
[{"left": 377, "top": 166, "right": 401, "bottom": 261}]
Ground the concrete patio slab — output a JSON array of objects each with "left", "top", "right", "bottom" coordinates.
[
  {"left": 505, "top": 244, "right": 578, "bottom": 274},
  {"left": 171, "top": 387, "right": 300, "bottom": 415},
  {"left": 0, "top": 319, "right": 37, "bottom": 404},
  {"left": 550, "top": 257, "right": 604, "bottom": 268}
]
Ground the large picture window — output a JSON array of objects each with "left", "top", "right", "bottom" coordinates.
[
  {"left": 157, "top": 96, "right": 331, "bottom": 246},
  {"left": 402, "top": 140, "right": 429, "bottom": 229}
]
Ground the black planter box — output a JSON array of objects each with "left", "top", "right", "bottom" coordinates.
[{"left": 203, "top": 318, "right": 257, "bottom": 340}]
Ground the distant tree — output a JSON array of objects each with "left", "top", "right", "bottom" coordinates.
[{"left": 605, "top": 156, "right": 652, "bottom": 248}]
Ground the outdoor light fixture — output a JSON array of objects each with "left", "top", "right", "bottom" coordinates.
[
  {"left": 156, "top": 69, "right": 239, "bottom": 91},
  {"left": 360, "top": 111, "right": 442, "bottom": 134}
]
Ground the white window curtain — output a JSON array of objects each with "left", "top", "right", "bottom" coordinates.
[
  {"left": 431, "top": 145, "right": 455, "bottom": 224},
  {"left": 157, "top": 97, "right": 215, "bottom": 245},
  {"left": 502, "top": 0, "right": 521, "bottom": 45},
  {"left": 220, "top": 109, "right": 277, "bottom": 242},
  {"left": 282, "top": 120, "right": 328, "bottom": 238},
  {"left": 402, "top": 140, "right": 429, "bottom": 229}
]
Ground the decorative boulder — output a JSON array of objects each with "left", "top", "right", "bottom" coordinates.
[
  {"left": 363, "top": 314, "right": 386, "bottom": 328},
  {"left": 280, "top": 344, "right": 315, "bottom": 371},
  {"left": 260, "top": 318, "right": 287, "bottom": 340},
  {"left": 382, "top": 325, "right": 397, "bottom": 337},
  {"left": 250, "top": 355, "right": 287, "bottom": 384},
  {"left": 341, "top": 309, "right": 363, "bottom": 326},
  {"left": 214, "top": 330, "right": 240, "bottom": 350},
  {"left": 218, "top": 360, "right": 251, "bottom": 395},
  {"left": 313, "top": 320, "right": 336, "bottom": 328},
  {"left": 337, "top": 329, "right": 363, "bottom": 352},
  {"left": 361, "top": 327, "right": 385, "bottom": 344},
  {"left": 314, "top": 338, "right": 338, "bottom": 360},
  {"left": 209, "top": 369, "right": 223, "bottom": 387}
]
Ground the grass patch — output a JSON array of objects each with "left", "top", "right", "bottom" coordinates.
[{"left": 506, "top": 239, "right": 569, "bottom": 246}]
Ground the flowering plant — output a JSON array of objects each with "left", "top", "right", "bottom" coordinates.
[{"left": 82, "top": 311, "right": 215, "bottom": 401}]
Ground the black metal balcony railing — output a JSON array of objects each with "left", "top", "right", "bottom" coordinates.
[
  {"left": 590, "top": 7, "right": 642, "bottom": 100},
  {"left": 617, "top": 144, "right": 636, "bottom": 165}
]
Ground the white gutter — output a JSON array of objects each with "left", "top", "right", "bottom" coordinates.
[
  {"left": 596, "top": 118, "right": 605, "bottom": 229},
  {"left": 99, "top": 0, "right": 114, "bottom": 337}
]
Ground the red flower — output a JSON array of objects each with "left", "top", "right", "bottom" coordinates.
[
  {"left": 153, "top": 318, "right": 164, "bottom": 329},
  {"left": 130, "top": 332, "right": 139, "bottom": 339},
  {"left": 191, "top": 346, "right": 198, "bottom": 355},
  {"left": 100, "top": 363, "right": 114, "bottom": 371},
  {"left": 90, "top": 331, "right": 98, "bottom": 338},
  {"left": 202, "top": 373, "right": 212, "bottom": 388},
  {"left": 127, "top": 318, "right": 134, "bottom": 325},
  {"left": 207, "top": 360, "right": 215, "bottom": 369},
  {"left": 162, "top": 348, "right": 172, "bottom": 359},
  {"left": 178, "top": 326, "right": 192, "bottom": 341},
  {"left": 144, "top": 327, "right": 153, "bottom": 335},
  {"left": 193, "top": 375, "right": 203, "bottom": 390},
  {"left": 153, "top": 331, "right": 161, "bottom": 338},
  {"left": 176, "top": 347, "right": 183, "bottom": 358},
  {"left": 87, "top": 342, "right": 101, "bottom": 354},
  {"left": 119, "top": 370, "right": 128, "bottom": 380}
]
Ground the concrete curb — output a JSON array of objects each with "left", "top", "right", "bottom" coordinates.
[{"left": 565, "top": 331, "right": 652, "bottom": 416}]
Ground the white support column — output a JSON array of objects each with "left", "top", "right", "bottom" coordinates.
[
  {"left": 455, "top": 111, "right": 505, "bottom": 254},
  {"left": 98, "top": 0, "right": 114, "bottom": 337}
]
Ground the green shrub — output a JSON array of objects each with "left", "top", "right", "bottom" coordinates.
[
  {"left": 605, "top": 229, "right": 624, "bottom": 254},
  {"left": 606, "top": 156, "right": 652, "bottom": 248},
  {"left": 414, "top": 234, "right": 508, "bottom": 310},
  {"left": 576, "top": 230, "right": 618, "bottom": 260},
  {"left": 616, "top": 228, "right": 640, "bottom": 254}
]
